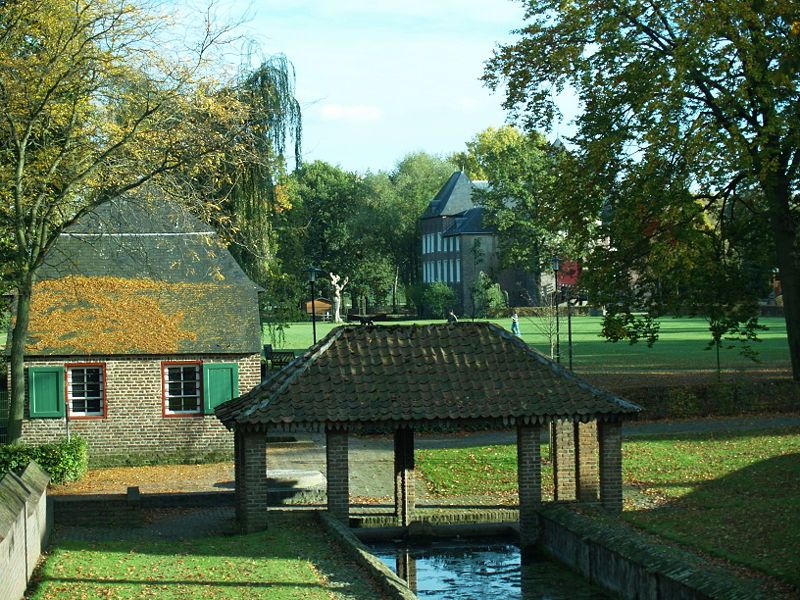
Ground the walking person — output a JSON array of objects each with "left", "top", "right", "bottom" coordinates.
[{"left": 511, "top": 310, "right": 521, "bottom": 337}]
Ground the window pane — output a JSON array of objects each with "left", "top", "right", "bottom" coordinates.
[
  {"left": 68, "top": 367, "right": 103, "bottom": 415},
  {"left": 165, "top": 364, "right": 200, "bottom": 413}
]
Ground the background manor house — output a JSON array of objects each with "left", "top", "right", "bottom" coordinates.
[
  {"left": 420, "top": 171, "right": 538, "bottom": 315},
  {"left": 8, "top": 195, "right": 262, "bottom": 462}
]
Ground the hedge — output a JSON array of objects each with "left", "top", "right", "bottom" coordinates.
[
  {"left": 0, "top": 435, "right": 88, "bottom": 484},
  {"left": 621, "top": 380, "right": 800, "bottom": 420}
]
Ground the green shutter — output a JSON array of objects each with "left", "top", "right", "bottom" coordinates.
[
  {"left": 28, "top": 366, "right": 65, "bottom": 418},
  {"left": 203, "top": 363, "right": 239, "bottom": 414}
]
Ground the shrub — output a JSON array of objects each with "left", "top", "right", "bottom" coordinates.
[
  {"left": 422, "top": 282, "right": 456, "bottom": 318},
  {"left": 470, "top": 272, "right": 505, "bottom": 318},
  {"left": 0, "top": 436, "right": 88, "bottom": 483},
  {"left": 666, "top": 388, "right": 701, "bottom": 418}
]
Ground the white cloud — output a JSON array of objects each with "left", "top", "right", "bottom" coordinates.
[{"left": 318, "top": 104, "right": 383, "bottom": 123}]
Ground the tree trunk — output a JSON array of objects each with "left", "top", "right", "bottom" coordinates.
[
  {"left": 766, "top": 174, "right": 800, "bottom": 381},
  {"left": 8, "top": 274, "right": 33, "bottom": 443}
]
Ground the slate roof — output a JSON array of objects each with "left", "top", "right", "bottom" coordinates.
[
  {"left": 216, "top": 323, "right": 641, "bottom": 433},
  {"left": 13, "top": 194, "right": 262, "bottom": 356},
  {"left": 443, "top": 207, "right": 493, "bottom": 236},
  {"left": 422, "top": 172, "right": 489, "bottom": 219}
]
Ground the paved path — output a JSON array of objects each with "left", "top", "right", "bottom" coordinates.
[{"left": 267, "top": 414, "right": 800, "bottom": 499}]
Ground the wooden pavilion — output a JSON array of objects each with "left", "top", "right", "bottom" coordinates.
[{"left": 215, "top": 323, "right": 641, "bottom": 546}]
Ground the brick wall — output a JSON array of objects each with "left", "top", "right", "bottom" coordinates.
[
  {"left": 19, "top": 353, "right": 261, "bottom": 461},
  {"left": 516, "top": 423, "right": 542, "bottom": 548},
  {"left": 326, "top": 428, "right": 350, "bottom": 523},
  {"left": 553, "top": 420, "right": 577, "bottom": 501}
]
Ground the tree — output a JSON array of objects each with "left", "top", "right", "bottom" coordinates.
[
  {"left": 386, "top": 153, "right": 456, "bottom": 290},
  {"left": 213, "top": 55, "right": 302, "bottom": 288},
  {"left": 0, "top": 0, "right": 250, "bottom": 441},
  {"left": 486, "top": 1, "right": 800, "bottom": 380},
  {"left": 450, "top": 125, "right": 527, "bottom": 180},
  {"left": 461, "top": 127, "right": 566, "bottom": 284},
  {"left": 282, "top": 161, "right": 387, "bottom": 316},
  {"left": 523, "top": 286, "right": 560, "bottom": 359}
]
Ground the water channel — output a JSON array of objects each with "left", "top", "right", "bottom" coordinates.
[{"left": 369, "top": 538, "right": 611, "bottom": 600}]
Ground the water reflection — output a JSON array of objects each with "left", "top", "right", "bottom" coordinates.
[{"left": 370, "top": 539, "right": 609, "bottom": 600}]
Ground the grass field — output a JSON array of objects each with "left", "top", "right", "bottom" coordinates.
[
  {"left": 416, "top": 427, "right": 800, "bottom": 591},
  {"left": 31, "top": 513, "right": 378, "bottom": 600},
  {"left": 264, "top": 316, "right": 791, "bottom": 378}
]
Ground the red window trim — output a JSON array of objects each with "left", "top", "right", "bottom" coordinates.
[
  {"left": 161, "top": 360, "right": 203, "bottom": 418},
  {"left": 65, "top": 362, "right": 107, "bottom": 420}
]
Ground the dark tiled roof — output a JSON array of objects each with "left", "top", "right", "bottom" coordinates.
[
  {"left": 443, "top": 207, "right": 493, "bottom": 235},
  {"left": 422, "top": 172, "right": 486, "bottom": 218},
  {"left": 216, "top": 323, "right": 641, "bottom": 432},
  {"left": 15, "top": 195, "right": 261, "bottom": 356}
]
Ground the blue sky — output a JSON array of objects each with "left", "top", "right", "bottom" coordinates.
[{"left": 203, "top": 0, "right": 571, "bottom": 173}]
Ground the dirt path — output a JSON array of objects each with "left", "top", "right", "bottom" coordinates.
[{"left": 50, "top": 414, "right": 800, "bottom": 498}]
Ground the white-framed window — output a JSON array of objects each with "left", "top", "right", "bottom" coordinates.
[
  {"left": 164, "top": 363, "right": 201, "bottom": 415},
  {"left": 438, "top": 260, "right": 444, "bottom": 282},
  {"left": 67, "top": 365, "right": 104, "bottom": 417},
  {"left": 455, "top": 237, "right": 460, "bottom": 252},
  {"left": 456, "top": 259, "right": 461, "bottom": 282},
  {"left": 437, "top": 232, "right": 442, "bottom": 252},
  {"left": 446, "top": 259, "right": 451, "bottom": 282}
]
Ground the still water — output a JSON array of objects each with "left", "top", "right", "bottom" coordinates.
[{"left": 369, "top": 539, "right": 611, "bottom": 600}]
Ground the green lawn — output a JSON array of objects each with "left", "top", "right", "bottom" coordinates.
[
  {"left": 264, "top": 316, "right": 791, "bottom": 378},
  {"left": 417, "top": 427, "right": 800, "bottom": 590},
  {"left": 31, "top": 512, "right": 379, "bottom": 600}
]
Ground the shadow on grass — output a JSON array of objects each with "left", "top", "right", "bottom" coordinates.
[{"left": 625, "top": 453, "right": 800, "bottom": 594}]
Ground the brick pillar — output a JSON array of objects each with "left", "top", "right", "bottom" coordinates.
[
  {"left": 599, "top": 420, "right": 623, "bottom": 513},
  {"left": 553, "top": 419, "right": 577, "bottom": 501},
  {"left": 576, "top": 420, "right": 600, "bottom": 502},
  {"left": 239, "top": 430, "right": 268, "bottom": 532},
  {"left": 394, "top": 428, "right": 416, "bottom": 527},
  {"left": 517, "top": 423, "right": 542, "bottom": 548},
  {"left": 326, "top": 428, "right": 350, "bottom": 523}
]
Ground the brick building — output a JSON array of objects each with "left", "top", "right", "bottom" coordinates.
[
  {"left": 8, "top": 195, "right": 262, "bottom": 462},
  {"left": 420, "top": 171, "right": 538, "bottom": 316}
]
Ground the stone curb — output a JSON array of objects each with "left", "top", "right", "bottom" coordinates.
[
  {"left": 539, "top": 506, "right": 770, "bottom": 600},
  {"left": 317, "top": 513, "right": 417, "bottom": 600}
]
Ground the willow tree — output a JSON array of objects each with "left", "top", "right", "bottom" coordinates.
[
  {"left": 0, "top": 0, "right": 249, "bottom": 442},
  {"left": 217, "top": 55, "right": 302, "bottom": 286},
  {"left": 486, "top": 1, "right": 800, "bottom": 381}
]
